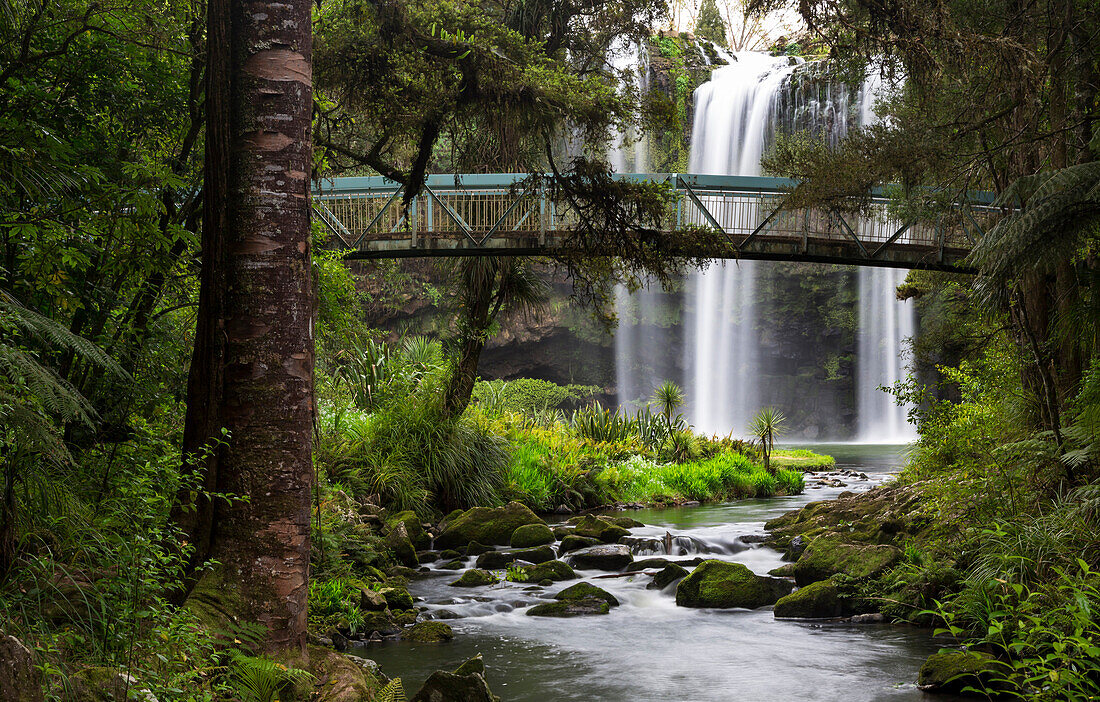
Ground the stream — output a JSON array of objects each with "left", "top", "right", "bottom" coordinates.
[{"left": 352, "top": 445, "right": 956, "bottom": 701}]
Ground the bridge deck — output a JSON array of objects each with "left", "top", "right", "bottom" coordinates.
[{"left": 312, "top": 173, "right": 996, "bottom": 271}]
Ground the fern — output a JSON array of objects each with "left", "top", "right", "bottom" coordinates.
[
  {"left": 375, "top": 678, "right": 406, "bottom": 702},
  {"left": 226, "top": 652, "right": 316, "bottom": 702}
]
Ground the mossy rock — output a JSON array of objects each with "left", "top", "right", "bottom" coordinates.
[
  {"left": 648, "top": 563, "right": 688, "bottom": 590},
  {"left": 394, "top": 610, "right": 418, "bottom": 626},
  {"left": 520, "top": 560, "right": 575, "bottom": 582},
  {"left": 434, "top": 502, "right": 545, "bottom": 549},
  {"left": 552, "top": 525, "right": 574, "bottom": 540},
  {"left": 380, "top": 586, "right": 414, "bottom": 611},
  {"left": 410, "top": 666, "right": 500, "bottom": 702},
  {"left": 917, "top": 650, "right": 1007, "bottom": 695},
  {"left": 386, "top": 522, "right": 420, "bottom": 568},
  {"left": 510, "top": 523, "right": 555, "bottom": 548},
  {"left": 792, "top": 536, "right": 902, "bottom": 586},
  {"left": 555, "top": 581, "right": 619, "bottom": 607},
  {"left": 631, "top": 557, "right": 672, "bottom": 571},
  {"left": 475, "top": 545, "right": 555, "bottom": 570},
  {"left": 438, "top": 509, "right": 465, "bottom": 532},
  {"left": 0, "top": 633, "right": 42, "bottom": 702},
  {"left": 274, "top": 645, "right": 384, "bottom": 702},
  {"left": 675, "top": 560, "right": 793, "bottom": 609},
  {"left": 466, "top": 541, "right": 492, "bottom": 556},
  {"left": 558, "top": 534, "right": 600, "bottom": 555},
  {"left": 388, "top": 510, "right": 431, "bottom": 550},
  {"left": 438, "top": 549, "right": 463, "bottom": 560},
  {"left": 360, "top": 611, "right": 401, "bottom": 636},
  {"left": 773, "top": 577, "right": 854, "bottom": 619},
  {"left": 570, "top": 515, "right": 630, "bottom": 543},
  {"left": 526, "top": 597, "right": 611, "bottom": 617},
  {"left": 404, "top": 621, "right": 455, "bottom": 642},
  {"left": 69, "top": 668, "right": 155, "bottom": 702},
  {"left": 768, "top": 564, "right": 797, "bottom": 578},
  {"left": 449, "top": 569, "right": 499, "bottom": 587},
  {"left": 438, "top": 559, "right": 466, "bottom": 570},
  {"left": 358, "top": 586, "right": 388, "bottom": 612},
  {"left": 566, "top": 544, "right": 633, "bottom": 571},
  {"left": 604, "top": 515, "right": 645, "bottom": 529}
]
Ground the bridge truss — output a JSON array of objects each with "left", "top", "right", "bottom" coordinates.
[{"left": 313, "top": 173, "right": 998, "bottom": 271}]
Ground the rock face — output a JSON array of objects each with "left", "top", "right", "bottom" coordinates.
[
  {"left": 404, "top": 621, "right": 455, "bottom": 642},
  {"left": 475, "top": 545, "right": 555, "bottom": 570},
  {"left": 526, "top": 598, "right": 611, "bottom": 617},
  {"left": 648, "top": 563, "right": 689, "bottom": 590},
  {"left": 520, "top": 560, "right": 575, "bottom": 582},
  {"left": 566, "top": 544, "right": 634, "bottom": 571},
  {"left": 0, "top": 634, "right": 43, "bottom": 702},
  {"left": 791, "top": 536, "right": 901, "bottom": 586},
  {"left": 570, "top": 515, "right": 631, "bottom": 543},
  {"left": 410, "top": 656, "right": 500, "bottom": 702},
  {"left": 434, "top": 502, "right": 545, "bottom": 549},
  {"left": 773, "top": 578, "right": 855, "bottom": 619},
  {"left": 917, "top": 650, "right": 1006, "bottom": 695},
  {"left": 675, "top": 560, "right": 793, "bottom": 609},
  {"left": 555, "top": 581, "right": 619, "bottom": 607},
  {"left": 449, "top": 569, "right": 499, "bottom": 587},
  {"left": 510, "top": 523, "right": 555, "bottom": 548}
]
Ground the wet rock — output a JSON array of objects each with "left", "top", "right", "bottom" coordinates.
[
  {"left": 410, "top": 655, "right": 499, "bottom": 702},
  {"left": 849, "top": 613, "right": 885, "bottom": 623},
  {"left": 553, "top": 504, "right": 573, "bottom": 515},
  {"left": 555, "top": 581, "right": 619, "bottom": 607},
  {"left": 438, "top": 549, "right": 463, "bottom": 560},
  {"left": 386, "top": 522, "right": 419, "bottom": 568},
  {"left": 475, "top": 545, "right": 555, "bottom": 570},
  {"left": 403, "top": 621, "right": 454, "bottom": 643},
  {"left": 431, "top": 609, "right": 461, "bottom": 620},
  {"left": 510, "top": 523, "right": 555, "bottom": 548},
  {"left": 466, "top": 541, "right": 493, "bottom": 557},
  {"left": 279, "top": 645, "right": 386, "bottom": 702},
  {"left": 768, "top": 564, "right": 796, "bottom": 578},
  {"left": 520, "top": 560, "right": 575, "bottom": 582},
  {"left": 567, "top": 544, "right": 633, "bottom": 571},
  {"left": 449, "top": 569, "right": 499, "bottom": 587},
  {"left": 416, "top": 551, "right": 439, "bottom": 563},
  {"left": 388, "top": 510, "right": 431, "bottom": 550},
  {"left": 434, "top": 502, "right": 545, "bottom": 549},
  {"left": 918, "top": 650, "right": 1007, "bottom": 695},
  {"left": 526, "top": 597, "right": 611, "bottom": 617},
  {"left": 558, "top": 534, "right": 601, "bottom": 555},
  {"left": 647, "top": 563, "right": 689, "bottom": 590},
  {"left": 786, "top": 535, "right": 807, "bottom": 560},
  {"left": 570, "top": 515, "right": 630, "bottom": 543},
  {"left": 605, "top": 515, "right": 645, "bottom": 529},
  {"left": 682, "top": 500, "right": 701, "bottom": 507},
  {"left": 552, "top": 525, "right": 574, "bottom": 540},
  {"left": 380, "top": 586, "right": 414, "bottom": 611},
  {"left": 361, "top": 611, "right": 402, "bottom": 637},
  {"left": 358, "top": 587, "right": 388, "bottom": 612},
  {"left": 0, "top": 633, "right": 43, "bottom": 702},
  {"left": 738, "top": 534, "right": 769, "bottom": 544},
  {"left": 438, "top": 559, "right": 466, "bottom": 570},
  {"left": 631, "top": 557, "right": 672, "bottom": 570},
  {"left": 675, "top": 560, "right": 793, "bottom": 609},
  {"left": 537, "top": 578, "right": 553, "bottom": 586},
  {"left": 792, "top": 536, "right": 902, "bottom": 586},
  {"left": 394, "top": 610, "right": 418, "bottom": 626},
  {"left": 773, "top": 578, "right": 854, "bottom": 619}
]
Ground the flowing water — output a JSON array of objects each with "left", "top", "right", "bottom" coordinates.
[{"left": 354, "top": 446, "right": 954, "bottom": 701}]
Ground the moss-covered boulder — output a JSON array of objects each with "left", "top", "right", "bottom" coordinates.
[
  {"left": 570, "top": 515, "right": 630, "bottom": 543},
  {"left": 360, "top": 611, "right": 402, "bottom": 636},
  {"left": 510, "top": 523, "right": 555, "bottom": 548},
  {"left": 648, "top": 563, "right": 689, "bottom": 590},
  {"left": 410, "top": 657, "right": 500, "bottom": 702},
  {"left": 466, "top": 541, "right": 492, "bottom": 556},
  {"left": 675, "top": 560, "right": 793, "bottom": 609},
  {"left": 449, "top": 569, "right": 499, "bottom": 587},
  {"left": 388, "top": 510, "right": 431, "bottom": 550},
  {"left": 380, "top": 586, "right": 414, "bottom": 611},
  {"left": 438, "top": 548, "right": 463, "bottom": 560},
  {"left": 386, "top": 522, "right": 420, "bottom": 568},
  {"left": 475, "top": 545, "right": 555, "bottom": 570},
  {"left": 555, "top": 581, "right": 619, "bottom": 607},
  {"left": 526, "top": 597, "right": 611, "bottom": 617},
  {"left": 70, "top": 668, "right": 157, "bottom": 702},
  {"left": 358, "top": 586, "right": 388, "bottom": 612},
  {"left": 403, "top": 621, "right": 455, "bottom": 642},
  {"left": 434, "top": 502, "right": 545, "bottom": 549},
  {"left": 438, "top": 559, "right": 465, "bottom": 570},
  {"left": 0, "top": 634, "right": 43, "bottom": 702},
  {"left": 558, "top": 534, "right": 600, "bottom": 555},
  {"left": 520, "top": 560, "right": 575, "bottom": 582},
  {"left": 917, "top": 650, "right": 1006, "bottom": 695},
  {"left": 773, "top": 577, "right": 855, "bottom": 619},
  {"left": 792, "top": 536, "right": 902, "bottom": 586},
  {"left": 605, "top": 515, "right": 645, "bottom": 529},
  {"left": 631, "top": 557, "right": 672, "bottom": 570},
  {"left": 566, "top": 544, "right": 633, "bottom": 571},
  {"left": 275, "top": 645, "right": 384, "bottom": 702}
]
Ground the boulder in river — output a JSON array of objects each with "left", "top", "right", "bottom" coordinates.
[
  {"left": 792, "top": 536, "right": 902, "bottom": 586},
  {"left": 510, "top": 523, "right": 555, "bottom": 548},
  {"left": 434, "top": 502, "right": 545, "bottom": 549},
  {"left": 773, "top": 577, "right": 855, "bottom": 619},
  {"left": 631, "top": 557, "right": 672, "bottom": 571},
  {"left": 917, "top": 650, "right": 1008, "bottom": 695},
  {"left": 570, "top": 515, "right": 631, "bottom": 543},
  {"left": 526, "top": 597, "right": 611, "bottom": 617},
  {"left": 410, "top": 655, "right": 500, "bottom": 702},
  {"left": 675, "top": 560, "right": 793, "bottom": 609},
  {"left": 466, "top": 541, "right": 493, "bottom": 557},
  {"left": 648, "top": 563, "right": 689, "bottom": 590},
  {"left": 403, "top": 621, "right": 455, "bottom": 642},
  {"left": 558, "top": 534, "right": 601, "bottom": 556},
  {"left": 519, "top": 560, "right": 575, "bottom": 582},
  {"left": 380, "top": 586, "right": 414, "bottom": 611},
  {"left": 449, "top": 569, "right": 500, "bottom": 587},
  {"left": 555, "top": 581, "right": 619, "bottom": 607},
  {"left": 438, "top": 559, "right": 465, "bottom": 570},
  {"left": 566, "top": 544, "right": 633, "bottom": 571},
  {"left": 475, "top": 545, "right": 555, "bottom": 570}
]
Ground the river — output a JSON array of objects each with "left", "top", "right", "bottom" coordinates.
[{"left": 352, "top": 445, "right": 955, "bottom": 701}]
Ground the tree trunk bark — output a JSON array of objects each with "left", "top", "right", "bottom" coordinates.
[{"left": 175, "top": 0, "right": 314, "bottom": 655}]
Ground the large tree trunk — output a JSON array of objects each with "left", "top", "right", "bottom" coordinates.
[{"left": 174, "top": 0, "right": 313, "bottom": 655}]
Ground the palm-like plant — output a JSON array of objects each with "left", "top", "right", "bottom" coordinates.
[
  {"left": 748, "top": 407, "right": 786, "bottom": 474},
  {"left": 652, "top": 380, "right": 685, "bottom": 431}
]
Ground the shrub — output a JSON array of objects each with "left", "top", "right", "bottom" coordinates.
[
  {"left": 572, "top": 401, "right": 637, "bottom": 443},
  {"left": 775, "top": 469, "right": 805, "bottom": 495},
  {"left": 472, "top": 378, "right": 600, "bottom": 415}
]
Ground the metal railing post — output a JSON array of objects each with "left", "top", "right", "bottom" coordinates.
[{"left": 410, "top": 195, "right": 418, "bottom": 248}]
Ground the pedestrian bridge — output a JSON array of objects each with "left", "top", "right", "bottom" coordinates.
[{"left": 312, "top": 173, "right": 998, "bottom": 271}]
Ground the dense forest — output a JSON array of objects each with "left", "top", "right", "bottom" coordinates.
[{"left": 2, "top": 0, "right": 1099, "bottom": 700}]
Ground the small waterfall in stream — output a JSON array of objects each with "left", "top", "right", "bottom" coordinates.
[{"left": 613, "top": 51, "right": 918, "bottom": 440}]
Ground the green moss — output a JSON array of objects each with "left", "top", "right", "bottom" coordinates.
[
  {"left": 526, "top": 597, "right": 611, "bottom": 617},
  {"left": 404, "top": 621, "right": 454, "bottom": 642},
  {"left": 917, "top": 651, "right": 1005, "bottom": 694},
  {"left": 675, "top": 560, "right": 793, "bottom": 609},
  {"left": 510, "top": 523, "right": 555, "bottom": 548},
  {"left": 519, "top": 560, "right": 575, "bottom": 582},
  {"left": 554, "top": 581, "right": 619, "bottom": 607},
  {"left": 792, "top": 536, "right": 902, "bottom": 586},
  {"left": 434, "top": 502, "right": 545, "bottom": 549},
  {"left": 380, "top": 586, "right": 414, "bottom": 610},
  {"left": 773, "top": 578, "right": 855, "bottom": 619},
  {"left": 570, "top": 515, "right": 630, "bottom": 542},
  {"left": 449, "top": 569, "right": 500, "bottom": 587},
  {"left": 475, "top": 545, "right": 555, "bottom": 569}
]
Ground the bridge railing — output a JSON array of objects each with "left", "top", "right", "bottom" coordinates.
[{"left": 313, "top": 173, "right": 999, "bottom": 268}]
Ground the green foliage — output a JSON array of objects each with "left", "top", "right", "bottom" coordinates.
[
  {"left": 472, "top": 378, "right": 600, "bottom": 415},
  {"left": 375, "top": 679, "right": 407, "bottom": 702},
  {"left": 572, "top": 401, "right": 637, "bottom": 443},
  {"left": 695, "top": 0, "right": 727, "bottom": 47},
  {"left": 308, "top": 576, "right": 369, "bottom": 635},
  {"left": 226, "top": 652, "right": 316, "bottom": 702},
  {"left": 748, "top": 407, "right": 786, "bottom": 473}
]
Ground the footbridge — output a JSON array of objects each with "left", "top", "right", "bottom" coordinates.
[{"left": 312, "top": 173, "right": 998, "bottom": 271}]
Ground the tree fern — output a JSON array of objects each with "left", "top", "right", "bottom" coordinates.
[{"left": 375, "top": 678, "right": 406, "bottom": 702}]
